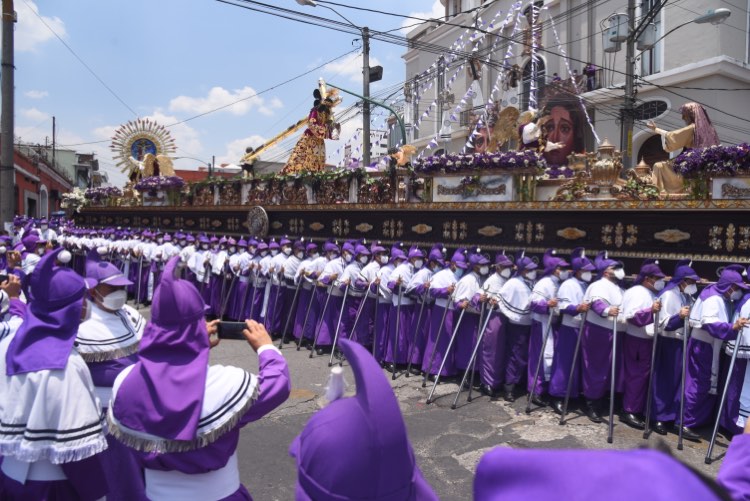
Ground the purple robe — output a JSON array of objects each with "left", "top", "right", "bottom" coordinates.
[
  {"left": 622, "top": 333, "right": 653, "bottom": 414},
  {"left": 131, "top": 350, "right": 290, "bottom": 500},
  {"left": 421, "top": 306, "right": 455, "bottom": 376},
  {"left": 374, "top": 301, "right": 391, "bottom": 363},
  {"left": 292, "top": 287, "right": 314, "bottom": 340},
  {"left": 479, "top": 311, "right": 506, "bottom": 388},
  {"left": 0, "top": 455, "right": 108, "bottom": 501},
  {"left": 720, "top": 356, "right": 747, "bottom": 437},
  {"left": 454, "top": 311, "right": 479, "bottom": 371},
  {"left": 549, "top": 323, "right": 581, "bottom": 398},
  {"left": 313, "top": 294, "right": 343, "bottom": 348},
  {"left": 504, "top": 323, "right": 530, "bottom": 386},
  {"left": 527, "top": 319, "right": 549, "bottom": 395},
  {"left": 385, "top": 303, "right": 414, "bottom": 364},
  {"left": 264, "top": 283, "right": 286, "bottom": 334},
  {"left": 650, "top": 337, "right": 683, "bottom": 422}
]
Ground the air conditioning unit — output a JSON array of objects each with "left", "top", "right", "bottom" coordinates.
[{"left": 608, "top": 14, "right": 629, "bottom": 42}]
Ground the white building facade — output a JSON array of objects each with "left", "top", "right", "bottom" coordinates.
[{"left": 402, "top": 0, "right": 750, "bottom": 168}]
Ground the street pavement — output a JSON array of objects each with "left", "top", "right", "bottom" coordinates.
[{"left": 208, "top": 336, "right": 733, "bottom": 501}]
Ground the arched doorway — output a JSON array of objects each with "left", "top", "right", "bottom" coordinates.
[
  {"left": 39, "top": 185, "right": 49, "bottom": 218},
  {"left": 636, "top": 135, "right": 669, "bottom": 168}
]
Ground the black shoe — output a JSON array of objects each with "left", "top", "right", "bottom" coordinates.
[
  {"left": 383, "top": 362, "right": 396, "bottom": 372},
  {"left": 315, "top": 347, "right": 326, "bottom": 356},
  {"left": 408, "top": 366, "right": 422, "bottom": 376},
  {"left": 479, "top": 384, "right": 494, "bottom": 397},
  {"left": 585, "top": 400, "right": 603, "bottom": 423},
  {"left": 503, "top": 384, "right": 516, "bottom": 402},
  {"left": 531, "top": 393, "right": 547, "bottom": 407},
  {"left": 652, "top": 421, "right": 668, "bottom": 436},
  {"left": 551, "top": 398, "right": 565, "bottom": 415},
  {"left": 621, "top": 412, "right": 646, "bottom": 430},
  {"left": 675, "top": 425, "right": 701, "bottom": 442}
]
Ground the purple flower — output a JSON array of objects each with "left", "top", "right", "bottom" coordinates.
[
  {"left": 413, "top": 151, "right": 546, "bottom": 174},
  {"left": 134, "top": 175, "right": 186, "bottom": 191},
  {"left": 674, "top": 144, "right": 750, "bottom": 178},
  {"left": 84, "top": 186, "right": 123, "bottom": 201}
]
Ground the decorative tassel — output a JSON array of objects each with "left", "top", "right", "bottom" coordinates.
[{"left": 325, "top": 366, "right": 346, "bottom": 402}]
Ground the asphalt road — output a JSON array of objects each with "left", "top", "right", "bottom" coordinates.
[{"left": 209, "top": 337, "right": 732, "bottom": 501}]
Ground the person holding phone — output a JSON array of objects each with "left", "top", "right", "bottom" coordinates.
[{"left": 109, "top": 256, "right": 290, "bottom": 500}]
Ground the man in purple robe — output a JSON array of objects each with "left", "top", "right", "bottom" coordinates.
[
  {"left": 385, "top": 246, "right": 424, "bottom": 368},
  {"left": 290, "top": 339, "right": 437, "bottom": 500},
  {"left": 685, "top": 264, "right": 749, "bottom": 435},
  {"left": 292, "top": 242, "right": 320, "bottom": 343},
  {"left": 109, "top": 256, "right": 290, "bottom": 500},
  {"left": 549, "top": 248, "right": 594, "bottom": 413},
  {"left": 620, "top": 259, "right": 665, "bottom": 430},
  {"left": 0, "top": 248, "right": 109, "bottom": 500},
  {"left": 652, "top": 259, "right": 699, "bottom": 439},
  {"left": 580, "top": 251, "right": 626, "bottom": 423}
]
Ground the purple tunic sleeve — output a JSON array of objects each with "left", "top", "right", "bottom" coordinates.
[
  {"left": 665, "top": 313, "right": 684, "bottom": 332},
  {"left": 561, "top": 304, "right": 579, "bottom": 316},
  {"left": 717, "top": 433, "right": 750, "bottom": 501},
  {"left": 387, "top": 280, "right": 397, "bottom": 292},
  {"left": 60, "top": 453, "right": 109, "bottom": 501},
  {"left": 704, "top": 321, "right": 738, "bottom": 341},
  {"left": 431, "top": 287, "right": 451, "bottom": 299},
  {"left": 530, "top": 299, "right": 549, "bottom": 314},
  {"left": 319, "top": 275, "right": 334, "bottom": 286},
  {"left": 238, "top": 349, "right": 291, "bottom": 426},
  {"left": 414, "top": 283, "right": 429, "bottom": 296},
  {"left": 592, "top": 299, "right": 609, "bottom": 317},
  {"left": 8, "top": 298, "right": 26, "bottom": 319},
  {"left": 628, "top": 308, "right": 653, "bottom": 327},
  {"left": 354, "top": 278, "right": 369, "bottom": 290}
]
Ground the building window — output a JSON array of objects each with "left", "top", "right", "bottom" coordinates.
[
  {"left": 520, "top": 58, "right": 546, "bottom": 110},
  {"left": 634, "top": 99, "right": 669, "bottom": 121},
  {"left": 640, "top": 0, "right": 662, "bottom": 76}
]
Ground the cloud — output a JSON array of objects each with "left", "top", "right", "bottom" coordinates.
[
  {"left": 217, "top": 134, "right": 272, "bottom": 166},
  {"left": 323, "top": 53, "right": 382, "bottom": 84},
  {"left": 19, "top": 107, "right": 50, "bottom": 123},
  {"left": 168, "top": 86, "right": 283, "bottom": 117},
  {"left": 402, "top": 1, "right": 444, "bottom": 34},
  {"left": 15, "top": 1, "right": 67, "bottom": 52},
  {"left": 24, "top": 90, "right": 49, "bottom": 99}
]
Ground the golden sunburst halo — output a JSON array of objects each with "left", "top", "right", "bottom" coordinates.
[{"left": 110, "top": 118, "right": 177, "bottom": 174}]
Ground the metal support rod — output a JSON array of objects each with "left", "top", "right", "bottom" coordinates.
[
  {"left": 677, "top": 314, "right": 691, "bottom": 450},
  {"left": 607, "top": 316, "right": 619, "bottom": 444},
  {"left": 643, "top": 308, "right": 660, "bottom": 439},
  {"left": 427, "top": 309, "right": 466, "bottom": 404},
  {"left": 279, "top": 280, "right": 302, "bottom": 349},
  {"left": 559, "top": 310, "right": 589, "bottom": 425},
  {"left": 423, "top": 294, "right": 453, "bottom": 388},
  {"left": 296, "top": 282, "right": 317, "bottom": 351},
  {"left": 452, "top": 305, "right": 493, "bottom": 409},
  {"left": 0, "top": 0, "right": 15, "bottom": 226},
  {"left": 526, "top": 311, "right": 556, "bottom": 414},
  {"left": 310, "top": 285, "right": 334, "bottom": 358},
  {"left": 329, "top": 284, "right": 350, "bottom": 367}
]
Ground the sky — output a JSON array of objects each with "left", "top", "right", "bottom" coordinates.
[{"left": 6, "top": 0, "right": 443, "bottom": 187}]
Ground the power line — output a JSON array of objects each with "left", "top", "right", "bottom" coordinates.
[{"left": 18, "top": 0, "right": 139, "bottom": 118}]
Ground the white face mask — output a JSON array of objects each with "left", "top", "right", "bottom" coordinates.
[
  {"left": 36, "top": 247, "right": 46, "bottom": 256},
  {"left": 41, "top": 225, "right": 48, "bottom": 231},
  {"left": 260, "top": 251, "right": 269, "bottom": 257},
  {"left": 653, "top": 279, "right": 665, "bottom": 291},
  {"left": 359, "top": 256, "right": 369, "bottom": 264},
  {"left": 683, "top": 283, "right": 698, "bottom": 295},
  {"left": 479, "top": 266, "right": 489, "bottom": 276},
  {"left": 270, "top": 250, "right": 278, "bottom": 256},
  {"left": 157, "top": 238, "right": 164, "bottom": 244},
  {"left": 413, "top": 259, "right": 424, "bottom": 270},
  {"left": 344, "top": 253, "right": 353, "bottom": 263},
  {"left": 559, "top": 270, "right": 570, "bottom": 281},
  {"left": 229, "top": 247, "right": 237, "bottom": 253},
  {"left": 379, "top": 255, "right": 389, "bottom": 265},
  {"left": 201, "top": 244, "right": 209, "bottom": 250},
  {"left": 98, "top": 289, "right": 127, "bottom": 311},
  {"left": 283, "top": 247, "right": 292, "bottom": 256},
  {"left": 525, "top": 270, "right": 537, "bottom": 281},
  {"left": 580, "top": 271, "right": 593, "bottom": 283},
  {"left": 179, "top": 240, "right": 187, "bottom": 247},
  {"left": 311, "top": 253, "right": 320, "bottom": 260},
  {"left": 0, "top": 246, "right": 6, "bottom": 254},
  {"left": 499, "top": 268, "right": 511, "bottom": 278},
  {"left": 613, "top": 268, "right": 625, "bottom": 280},
  {"left": 731, "top": 289, "right": 743, "bottom": 301},
  {"left": 295, "top": 252, "right": 304, "bottom": 259},
  {"left": 455, "top": 268, "right": 464, "bottom": 278}
]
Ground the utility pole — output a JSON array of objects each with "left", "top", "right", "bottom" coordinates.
[
  {"left": 0, "top": 0, "right": 15, "bottom": 226},
  {"left": 52, "top": 115, "right": 56, "bottom": 169},
  {"left": 619, "top": 0, "right": 636, "bottom": 171},
  {"left": 362, "top": 26, "right": 371, "bottom": 168}
]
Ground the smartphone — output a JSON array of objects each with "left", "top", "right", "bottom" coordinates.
[
  {"left": 217, "top": 321, "right": 247, "bottom": 341},
  {"left": 0, "top": 274, "right": 8, "bottom": 284}
]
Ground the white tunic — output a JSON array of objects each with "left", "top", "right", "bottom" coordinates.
[
  {"left": 558, "top": 277, "right": 588, "bottom": 329},
  {"left": 389, "top": 262, "right": 415, "bottom": 306},
  {"left": 622, "top": 284, "right": 657, "bottom": 339},
  {"left": 497, "top": 276, "right": 534, "bottom": 326},
  {"left": 583, "top": 277, "right": 625, "bottom": 330},
  {"left": 430, "top": 269, "right": 460, "bottom": 309}
]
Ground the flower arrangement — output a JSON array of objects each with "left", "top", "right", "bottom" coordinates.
[
  {"left": 84, "top": 186, "right": 122, "bottom": 201},
  {"left": 412, "top": 150, "right": 546, "bottom": 174},
  {"left": 673, "top": 144, "right": 750, "bottom": 179},
  {"left": 134, "top": 175, "right": 186, "bottom": 192},
  {"left": 541, "top": 165, "right": 575, "bottom": 180},
  {"left": 61, "top": 187, "right": 87, "bottom": 213}
]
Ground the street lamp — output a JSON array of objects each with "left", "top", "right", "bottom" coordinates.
[
  {"left": 173, "top": 156, "right": 214, "bottom": 179},
  {"left": 295, "top": 0, "right": 382, "bottom": 168},
  {"left": 615, "top": 5, "right": 731, "bottom": 170}
]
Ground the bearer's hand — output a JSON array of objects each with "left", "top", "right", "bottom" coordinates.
[
  {"left": 0, "top": 274, "right": 21, "bottom": 299},
  {"left": 243, "top": 319, "right": 273, "bottom": 352},
  {"left": 548, "top": 298, "right": 559, "bottom": 308},
  {"left": 652, "top": 300, "right": 662, "bottom": 313},
  {"left": 608, "top": 306, "right": 620, "bottom": 317},
  {"left": 679, "top": 306, "right": 690, "bottom": 319},
  {"left": 733, "top": 317, "right": 750, "bottom": 331},
  {"left": 577, "top": 302, "right": 590, "bottom": 313},
  {"left": 206, "top": 319, "right": 220, "bottom": 348}
]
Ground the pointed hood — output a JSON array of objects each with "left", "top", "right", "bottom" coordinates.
[
  {"left": 634, "top": 259, "right": 665, "bottom": 285},
  {"left": 662, "top": 259, "right": 700, "bottom": 295},
  {"left": 85, "top": 247, "right": 132, "bottom": 289},
  {"left": 570, "top": 247, "right": 595, "bottom": 272},
  {"left": 6, "top": 248, "right": 87, "bottom": 374},
  {"left": 289, "top": 339, "right": 437, "bottom": 500},
  {"left": 594, "top": 250, "right": 621, "bottom": 273},
  {"left": 542, "top": 248, "right": 569, "bottom": 276},
  {"left": 112, "top": 256, "right": 210, "bottom": 440}
]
